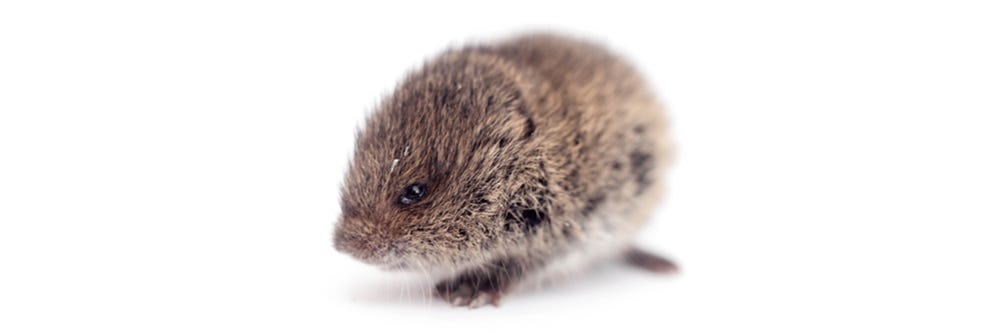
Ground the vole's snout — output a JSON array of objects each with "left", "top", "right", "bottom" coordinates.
[
  {"left": 332, "top": 220, "right": 399, "bottom": 267},
  {"left": 331, "top": 227, "right": 350, "bottom": 253}
]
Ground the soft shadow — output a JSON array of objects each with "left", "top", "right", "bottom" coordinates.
[
  {"left": 348, "top": 273, "right": 443, "bottom": 307},
  {"left": 346, "top": 261, "right": 679, "bottom": 308}
]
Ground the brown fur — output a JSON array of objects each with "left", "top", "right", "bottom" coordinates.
[{"left": 333, "top": 33, "right": 674, "bottom": 307}]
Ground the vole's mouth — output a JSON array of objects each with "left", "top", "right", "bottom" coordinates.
[
  {"left": 337, "top": 244, "right": 401, "bottom": 268},
  {"left": 334, "top": 225, "right": 456, "bottom": 273},
  {"left": 340, "top": 250, "right": 410, "bottom": 270},
  {"left": 333, "top": 224, "right": 400, "bottom": 266},
  {"left": 334, "top": 235, "right": 411, "bottom": 270}
]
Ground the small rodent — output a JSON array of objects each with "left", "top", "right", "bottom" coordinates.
[{"left": 333, "top": 33, "right": 677, "bottom": 307}]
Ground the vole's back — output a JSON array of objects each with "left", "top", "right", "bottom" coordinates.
[{"left": 490, "top": 34, "right": 671, "bottom": 252}]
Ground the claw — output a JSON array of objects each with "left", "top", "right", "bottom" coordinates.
[
  {"left": 435, "top": 280, "right": 506, "bottom": 308},
  {"left": 467, "top": 291, "right": 501, "bottom": 308},
  {"left": 488, "top": 292, "right": 503, "bottom": 307}
]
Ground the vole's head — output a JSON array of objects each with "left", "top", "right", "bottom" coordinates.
[{"left": 333, "top": 52, "right": 550, "bottom": 271}]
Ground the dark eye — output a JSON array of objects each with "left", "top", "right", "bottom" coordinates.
[{"left": 399, "top": 183, "right": 428, "bottom": 205}]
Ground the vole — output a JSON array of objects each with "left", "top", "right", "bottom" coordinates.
[{"left": 333, "top": 33, "right": 677, "bottom": 307}]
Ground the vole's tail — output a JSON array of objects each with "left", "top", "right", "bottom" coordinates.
[{"left": 625, "top": 247, "right": 679, "bottom": 274}]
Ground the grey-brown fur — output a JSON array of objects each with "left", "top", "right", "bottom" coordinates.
[{"left": 333, "top": 33, "right": 675, "bottom": 307}]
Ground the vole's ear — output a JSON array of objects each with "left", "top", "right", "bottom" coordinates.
[{"left": 480, "top": 89, "right": 535, "bottom": 143}]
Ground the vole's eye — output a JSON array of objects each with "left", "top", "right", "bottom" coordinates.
[{"left": 399, "top": 183, "right": 428, "bottom": 205}]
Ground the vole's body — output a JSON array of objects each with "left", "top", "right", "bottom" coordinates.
[{"left": 334, "top": 34, "right": 675, "bottom": 307}]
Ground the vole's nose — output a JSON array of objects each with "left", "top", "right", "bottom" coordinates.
[
  {"left": 333, "top": 225, "right": 370, "bottom": 256},
  {"left": 332, "top": 227, "right": 349, "bottom": 252},
  {"left": 333, "top": 222, "right": 395, "bottom": 265}
]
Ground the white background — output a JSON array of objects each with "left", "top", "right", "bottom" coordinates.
[{"left": 2, "top": 0, "right": 998, "bottom": 332}]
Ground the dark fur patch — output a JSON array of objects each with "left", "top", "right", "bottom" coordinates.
[
  {"left": 581, "top": 194, "right": 606, "bottom": 217},
  {"left": 521, "top": 209, "right": 546, "bottom": 228},
  {"left": 504, "top": 206, "right": 549, "bottom": 232},
  {"left": 630, "top": 151, "right": 651, "bottom": 170},
  {"left": 523, "top": 117, "right": 536, "bottom": 139},
  {"left": 518, "top": 104, "right": 535, "bottom": 139},
  {"left": 472, "top": 192, "right": 490, "bottom": 205},
  {"left": 630, "top": 150, "right": 654, "bottom": 194}
]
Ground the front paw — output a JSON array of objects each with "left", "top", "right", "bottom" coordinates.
[
  {"left": 434, "top": 275, "right": 505, "bottom": 308},
  {"left": 434, "top": 258, "right": 528, "bottom": 308},
  {"left": 435, "top": 281, "right": 503, "bottom": 308}
]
